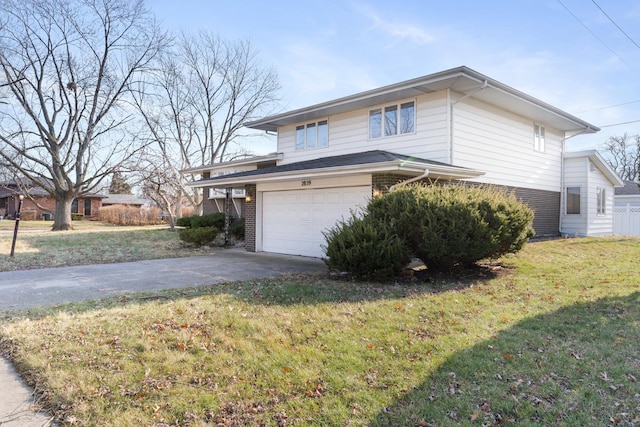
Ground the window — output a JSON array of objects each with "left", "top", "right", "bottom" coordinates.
[
  {"left": 71, "top": 199, "right": 78, "bottom": 214},
  {"left": 566, "top": 187, "right": 580, "bottom": 214},
  {"left": 369, "top": 101, "right": 415, "bottom": 138},
  {"left": 534, "top": 124, "right": 545, "bottom": 152},
  {"left": 296, "top": 120, "right": 328, "bottom": 150},
  {"left": 84, "top": 199, "right": 91, "bottom": 216},
  {"left": 597, "top": 187, "right": 606, "bottom": 215}
]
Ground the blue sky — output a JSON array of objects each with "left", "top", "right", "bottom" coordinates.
[{"left": 149, "top": 0, "right": 640, "bottom": 154}]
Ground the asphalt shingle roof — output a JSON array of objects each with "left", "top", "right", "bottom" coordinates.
[
  {"left": 615, "top": 180, "right": 640, "bottom": 195},
  {"left": 196, "top": 150, "right": 470, "bottom": 184}
]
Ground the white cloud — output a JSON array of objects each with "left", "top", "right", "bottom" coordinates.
[{"left": 358, "top": 4, "right": 435, "bottom": 46}]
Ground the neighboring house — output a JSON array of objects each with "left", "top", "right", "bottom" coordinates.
[
  {"left": 613, "top": 180, "right": 640, "bottom": 236},
  {"left": 102, "top": 194, "right": 149, "bottom": 208},
  {"left": 0, "top": 180, "right": 105, "bottom": 220},
  {"left": 187, "top": 66, "right": 623, "bottom": 257}
]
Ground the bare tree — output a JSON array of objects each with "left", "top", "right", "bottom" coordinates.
[
  {"left": 132, "top": 32, "right": 280, "bottom": 220},
  {"left": 601, "top": 133, "right": 640, "bottom": 181},
  {"left": 0, "top": 0, "right": 167, "bottom": 230}
]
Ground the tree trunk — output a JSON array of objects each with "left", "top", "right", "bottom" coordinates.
[{"left": 52, "top": 196, "right": 74, "bottom": 231}]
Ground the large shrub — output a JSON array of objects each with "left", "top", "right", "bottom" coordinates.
[
  {"left": 367, "top": 184, "right": 535, "bottom": 270},
  {"left": 323, "top": 214, "right": 410, "bottom": 279}
]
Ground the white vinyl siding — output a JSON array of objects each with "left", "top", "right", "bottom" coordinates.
[
  {"left": 452, "top": 96, "right": 563, "bottom": 192},
  {"left": 278, "top": 91, "right": 449, "bottom": 165},
  {"left": 561, "top": 156, "right": 615, "bottom": 236}
]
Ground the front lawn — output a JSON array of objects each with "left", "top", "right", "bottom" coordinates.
[
  {"left": 1, "top": 237, "right": 639, "bottom": 426},
  {"left": 0, "top": 222, "right": 206, "bottom": 271}
]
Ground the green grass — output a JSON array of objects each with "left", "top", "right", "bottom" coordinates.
[
  {"left": 0, "top": 222, "right": 207, "bottom": 271},
  {"left": 1, "top": 237, "right": 639, "bottom": 426}
]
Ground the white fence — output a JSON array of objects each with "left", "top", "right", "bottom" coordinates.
[{"left": 613, "top": 204, "right": 640, "bottom": 236}]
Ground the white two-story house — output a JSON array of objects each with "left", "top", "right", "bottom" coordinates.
[{"left": 187, "top": 66, "right": 623, "bottom": 257}]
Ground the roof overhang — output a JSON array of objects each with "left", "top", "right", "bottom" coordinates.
[
  {"left": 564, "top": 150, "right": 624, "bottom": 187},
  {"left": 186, "top": 159, "right": 485, "bottom": 188},
  {"left": 180, "top": 152, "right": 284, "bottom": 175},
  {"left": 245, "top": 66, "right": 598, "bottom": 134}
]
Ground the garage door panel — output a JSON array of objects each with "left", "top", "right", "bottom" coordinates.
[{"left": 262, "top": 186, "right": 370, "bottom": 257}]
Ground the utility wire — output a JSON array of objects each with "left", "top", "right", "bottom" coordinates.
[
  {"left": 556, "top": 0, "right": 633, "bottom": 69},
  {"left": 599, "top": 118, "right": 640, "bottom": 128},
  {"left": 577, "top": 99, "right": 640, "bottom": 113},
  {"left": 591, "top": 0, "right": 640, "bottom": 50}
]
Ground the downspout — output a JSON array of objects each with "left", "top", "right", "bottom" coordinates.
[
  {"left": 389, "top": 169, "right": 430, "bottom": 191},
  {"left": 450, "top": 80, "right": 489, "bottom": 165}
]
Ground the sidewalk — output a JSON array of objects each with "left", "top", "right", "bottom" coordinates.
[{"left": 0, "top": 250, "right": 326, "bottom": 425}]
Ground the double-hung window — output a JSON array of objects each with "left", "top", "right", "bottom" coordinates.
[
  {"left": 369, "top": 101, "right": 415, "bottom": 139},
  {"left": 296, "top": 120, "right": 328, "bottom": 150},
  {"left": 534, "top": 124, "right": 545, "bottom": 152}
]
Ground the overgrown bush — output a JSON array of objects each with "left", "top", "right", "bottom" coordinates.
[
  {"left": 178, "top": 226, "right": 219, "bottom": 247},
  {"left": 323, "top": 183, "right": 535, "bottom": 276},
  {"left": 176, "top": 216, "right": 192, "bottom": 228},
  {"left": 323, "top": 214, "right": 410, "bottom": 279},
  {"left": 99, "top": 205, "right": 164, "bottom": 226},
  {"left": 367, "top": 184, "right": 535, "bottom": 271}
]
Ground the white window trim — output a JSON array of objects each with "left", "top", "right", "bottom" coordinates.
[
  {"left": 534, "top": 123, "right": 545, "bottom": 153},
  {"left": 368, "top": 99, "right": 416, "bottom": 140},
  {"left": 295, "top": 119, "right": 329, "bottom": 151},
  {"left": 596, "top": 187, "right": 606, "bottom": 216}
]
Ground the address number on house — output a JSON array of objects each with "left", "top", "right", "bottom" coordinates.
[{"left": 301, "top": 180, "right": 312, "bottom": 187}]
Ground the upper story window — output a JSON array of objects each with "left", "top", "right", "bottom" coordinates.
[
  {"left": 296, "top": 120, "right": 328, "bottom": 150},
  {"left": 369, "top": 101, "right": 415, "bottom": 139},
  {"left": 534, "top": 124, "right": 545, "bottom": 152}
]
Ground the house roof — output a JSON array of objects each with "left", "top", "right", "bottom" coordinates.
[
  {"left": 615, "top": 180, "right": 640, "bottom": 196},
  {"left": 187, "top": 150, "right": 485, "bottom": 187},
  {"left": 564, "top": 150, "right": 625, "bottom": 187},
  {"left": 102, "top": 194, "right": 148, "bottom": 206},
  {"left": 245, "top": 66, "right": 599, "bottom": 134}
]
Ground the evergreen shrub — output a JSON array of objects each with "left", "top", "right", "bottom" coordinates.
[
  {"left": 367, "top": 184, "right": 535, "bottom": 271},
  {"left": 178, "top": 226, "right": 219, "bottom": 247},
  {"left": 323, "top": 183, "right": 535, "bottom": 276},
  {"left": 322, "top": 214, "right": 410, "bottom": 279}
]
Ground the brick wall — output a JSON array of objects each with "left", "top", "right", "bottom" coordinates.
[{"left": 244, "top": 184, "right": 256, "bottom": 252}]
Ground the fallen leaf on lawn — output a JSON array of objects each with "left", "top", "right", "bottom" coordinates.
[
  {"left": 480, "top": 402, "right": 491, "bottom": 412},
  {"left": 628, "top": 373, "right": 637, "bottom": 383},
  {"left": 470, "top": 411, "right": 479, "bottom": 421},
  {"left": 503, "top": 352, "right": 512, "bottom": 361},
  {"left": 282, "top": 367, "right": 291, "bottom": 373}
]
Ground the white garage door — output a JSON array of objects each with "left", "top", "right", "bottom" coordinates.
[{"left": 262, "top": 186, "right": 371, "bottom": 257}]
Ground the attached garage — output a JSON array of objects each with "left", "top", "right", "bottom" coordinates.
[{"left": 261, "top": 184, "right": 371, "bottom": 258}]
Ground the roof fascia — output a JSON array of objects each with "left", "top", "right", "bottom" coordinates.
[
  {"left": 245, "top": 66, "right": 598, "bottom": 133},
  {"left": 180, "top": 153, "right": 283, "bottom": 174},
  {"left": 186, "top": 160, "right": 484, "bottom": 188}
]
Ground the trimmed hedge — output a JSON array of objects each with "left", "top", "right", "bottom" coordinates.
[{"left": 323, "top": 183, "right": 535, "bottom": 277}]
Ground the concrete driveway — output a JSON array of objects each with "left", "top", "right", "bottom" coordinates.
[
  {"left": 0, "top": 249, "right": 326, "bottom": 426},
  {"left": 0, "top": 249, "right": 327, "bottom": 311}
]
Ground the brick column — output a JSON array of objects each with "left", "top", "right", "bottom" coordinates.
[{"left": 244, "top": 184, "right": 257, "bottom": 252}]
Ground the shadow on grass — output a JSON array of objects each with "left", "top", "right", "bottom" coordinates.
[
  {"left": 368, "top": 291, "right": 640, "bottom": 426},
  {"left": 0, "top": 263, "right": 506, "bottom": 322}
]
